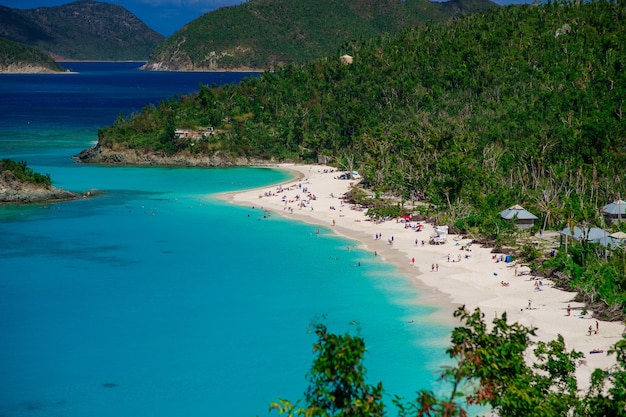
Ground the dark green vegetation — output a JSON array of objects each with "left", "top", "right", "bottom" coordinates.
[
  {"left": 0, "top": 0, "right": 164, "bottom": 61},
  {"left": 97, "top": 0, "right": 626, "bottom": 317},
  {"left": 272, "top": 309, "right": 626, "bottom": 416},
  {"left": 0, "top": 159, "right": 52, "bottom": 187},
  {"left": 144, "top": 0, "right": 496, "bottom": 71},
  {"left": 0, "top": 38, "right": 66, "bottom": 72}
]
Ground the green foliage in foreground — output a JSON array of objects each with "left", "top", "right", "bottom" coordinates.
[
  {"left": 0, "top": 158, "right": 52, "bottom": 187},
  {"left": 271, "top": 307, "right": 626, "bottom": 417}
]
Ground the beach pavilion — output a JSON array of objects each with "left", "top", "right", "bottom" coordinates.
[
  {"left": 558, "top": 225, "right": 620, "bottom": 249},
  {"left": 499, "top": 204, "right": 538, "bottom": 230},
  {"left": 601, "top": 199, "right": 626, "bottom": 223}
]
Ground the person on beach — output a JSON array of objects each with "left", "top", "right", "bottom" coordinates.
[
  {"left": 596, "top": 320, "right": 599, "bottom": 333},
  {"left": 567, "top": 304, "right": 571, "bottom": 316},
  {"left": 412, "top": 257, "right": 415, "bottom": 265},
  {"left": 432, "top": 263, "right": 435, "bottom": 272},
  {"left": 436, "top": 263, "right": 439, "bottom": 271}
]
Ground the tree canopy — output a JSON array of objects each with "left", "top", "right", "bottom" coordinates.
[
  {"left": 145, "top": 0, "right": 495, "bottom": 71},
  {"left": 0, "top": 158, "right": 52, "bottom": 187},
  {"left": 270, "top": 308, "right": 626, "bottom": 416},
  {"left": 100, "top": 0, "right": 626, "bottom": 220}
]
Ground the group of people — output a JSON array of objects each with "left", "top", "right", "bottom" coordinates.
[{"left": 588, "top": 320, "right": 600, "bottom": 336}]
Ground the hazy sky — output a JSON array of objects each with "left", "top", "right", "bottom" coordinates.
[{"left": 0, "top": 0, "right": 527, "bottom": 37}]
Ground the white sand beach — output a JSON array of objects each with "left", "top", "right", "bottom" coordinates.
[{"left": 227, "top": 163, "right": 625, "bottom": 391}]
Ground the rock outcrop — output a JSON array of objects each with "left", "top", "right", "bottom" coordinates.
[
  {"left": 0, "top": 169, "right": 79, "bottom": 204},
  {"left": 74, "top": 142, "right": 275, "bottom": 167}
]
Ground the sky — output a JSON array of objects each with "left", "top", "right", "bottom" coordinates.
[{"left": 0, "top": 0, "right": 528, "bottom": 37}]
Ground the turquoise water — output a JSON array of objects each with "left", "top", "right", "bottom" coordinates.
[{"left": 0, "top": 64, "right": 451, "bottom": 417}]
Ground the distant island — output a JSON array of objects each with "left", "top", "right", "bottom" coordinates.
[
  {"left": 0, "top": 159, "right": 94, "bottom": 204},
  {"left": 0, "top": 1, "right": 164, "bottom": 62}
]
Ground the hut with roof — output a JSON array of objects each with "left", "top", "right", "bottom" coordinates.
[
  {"left": 601, "top": 199, "right": 626, "bottom": 224},
  {"left": 499, "top": 204, "right": 538, "bottom": 230},
  {"left": 559, "top": 225, "right": 619, "bottom": 249}
]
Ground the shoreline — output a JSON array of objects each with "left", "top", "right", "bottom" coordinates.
[{"left": 221, "top": 163, "right": 624, "bottom": 392}]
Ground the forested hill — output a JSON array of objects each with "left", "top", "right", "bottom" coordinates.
[
  {"left": 0, "top": 38, "right": 67, "bottom": 73},
  {"left": 93, "top": 0, "right": 625, "bottom": 229},
  {"left": 0, "top": 1, "right": 164, "bottom": 61},
  {"left": 143, "top": 0, "right": 496, "bottom": 71}
]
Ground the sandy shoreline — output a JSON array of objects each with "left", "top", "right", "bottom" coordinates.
[{"left": 222, "top": 163, "right": 624, "bottom": 391}]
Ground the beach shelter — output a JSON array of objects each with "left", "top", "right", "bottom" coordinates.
[
  {"left": 559, "top": 226, "right": 616, "bottom": 248},
  {"left": 499, "top": 204, "right": 538, "bottom": 230},
  {"left": 602, "top": 200, "right": 626, "bottom": 223}
]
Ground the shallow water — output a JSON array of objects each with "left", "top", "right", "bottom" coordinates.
[{"left": 0, "top": 63, "right": 451, "bottom": 417}]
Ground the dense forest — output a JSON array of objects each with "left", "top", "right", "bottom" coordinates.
[
  {"left": 145, "top": 0, "right": 496, "bottom": 71},
  {"left": 96, "top": 0, "right": 626, "bottom": 317}
]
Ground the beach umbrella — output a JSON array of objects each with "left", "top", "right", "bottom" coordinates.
[{"left": 610, "top": 231, "right": 626, "bottom": 239}]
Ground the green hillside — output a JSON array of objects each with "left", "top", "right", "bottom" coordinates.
[
  {"left": 0, "top": 37, "right": 66, "bottom": 72},
  {"left": 95, "top": 1, "right": 626, "bottom": 319},
  {"left": 144, "top": 0, "right": 496, "bottom": 71},
  {"left": 99, "top": 0, "right": 626, "bottom": 218},
  {"left": 0, "top": 1, "right": 164, "bottom": 61}
]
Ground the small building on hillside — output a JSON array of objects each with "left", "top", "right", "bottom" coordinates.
[
  {"left": 499, "top": 204, "right": 538, "bottom": 230},
  {"left": 174, "top": 128, "right": 214, "bottom": 141},
  {"left": 340, "top": 54, "right": 353, "bottom": 65},
  {"left": 601, "top": 199, "right": 626, "bottom": 223}
]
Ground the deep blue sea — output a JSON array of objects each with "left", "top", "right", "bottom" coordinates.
[{"left": 0, "top": 62, "right": 451, "bottom": 417}]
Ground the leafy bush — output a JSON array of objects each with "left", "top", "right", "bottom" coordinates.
[{"left": 0, "top": 159, "right": 52, "bottom": 187}]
